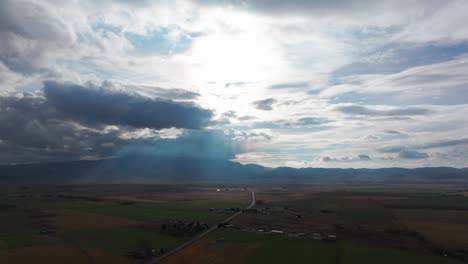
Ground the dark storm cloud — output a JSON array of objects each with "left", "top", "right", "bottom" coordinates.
[
  {"left": 0, "top": 93, "right": 238, "bottom": 164},
  {"left": 335, "top": 105, "right": 432, "bottom": 116},
  {"left": 269, "top": 81, "right": 309, "bottom": 89},
  {"left": 43, "top": 81, "right": 213, "bottom": 130},
  {"left": 252, "top": 98, "right": 277, "bottom": 110},
  {"left": 0, "top": 81, "right": 217, "bottom": 164},
  {"left": 0, "top": 95, "right": 129, "bottom": 164},
  {"left": 398, "top": 149, "right": 429, "bottom": 159}
]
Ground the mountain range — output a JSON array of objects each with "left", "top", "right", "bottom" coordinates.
[{"left": 1, "top": 155, "right": 467, "bottom": 184}]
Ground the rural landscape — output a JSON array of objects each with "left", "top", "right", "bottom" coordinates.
[
  {"left": 1, "top": 182, "right": 468, "bottom": 263},
  {"left": 2, "top": 0, "right": 468, "bottom": 263}
]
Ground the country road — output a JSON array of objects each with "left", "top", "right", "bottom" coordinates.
[{"left": 146, "top": 190, "right": 256, "bottom": 264}]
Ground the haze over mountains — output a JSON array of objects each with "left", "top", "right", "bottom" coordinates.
[{"left": 1, "top": 155, "right": 467, "bottom": 184}]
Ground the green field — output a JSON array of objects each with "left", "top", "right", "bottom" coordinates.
[
  {"left": 208, "top": 230, "right": 337, "bottom": 264},
  {"left": 81, "top": 200, "right": 245, "bottom": 224},
  {"left": 3, "top": 185, "right": 468, "bottom": 263},
  {"left": 63, "top": 226, "right": 184, "bottom": 255},
  {"left": 0, "top": 189, "right": 250, "bottom": 264},
  {"left": 341, "top": 237, "right": 465, "bottom": 264},
  {"left": 287, "top": 195, "right": 398, "bottom": 230},
  {"left": 0, "top": 212, "right": 44, "bottom": 249}
]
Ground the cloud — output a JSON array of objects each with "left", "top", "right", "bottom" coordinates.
[
  {"left": 221, "top": 0, "right": 468, "bottom": 45},
  {"left": 395, "top": 1, "right": 468, "bottom": 44},
  {"left": 335, "top": 105, "right": 432, "bottom": 116},
  {"left": 399, "top": 149, "right": 429, "bottom": 159},
  {"left": 0, "top": 0, "right": 76, "bottom": 74},
  {"left": 382, "top": 129, "right": 402, "bottom": 134},
  {"left": 252, "top": 98, "right": 277, "bottom": 110},
  {"left": 269, "top": 81, "right": 309, "bottom": 89},
  {"left": 378, "top": 146, "right": 407, "bottom": 153},
  {"left": 380, "top": 138, "right": 468, "bottom": 154},
  {"left": 238, "top": 115, "right": 256, "bottom": 121},
  {"left": 224, "top": 82, "right": 254, "bottom": 88},
  {"left": 222, "top": 111, "right": 237, "bottom": 118},
  {"left": 252, "top": 117, "right": 332, "bottom": 130},
  {"left": 324, "top": 56, "right": 468, "bottom": 106},
  {"left": 140, "top": 86, "right": 200, "bottom": 100},
  {"left": 225, "top": 129, "right": 273, "bottom": 142},
  {"left": 251, "top": 121, "right": 284, "bottom": 129},
  {"left": 419, "top": 138, "right": 468, "bottom": 149},
  {"left": 212, "top": 118, "right": 231, "bottom": 126},
  {"left": 0, "top": 0, "right": 467, "bottom": 168},
  {"left": 358, "top": 154, "right": 371, "bottom": 160},
  {"left": 292, "top": 117, "right": 331, "bottom": 126},
  {"left": 0, "top": 94, "right": 128, "bottom": 163},
  {"left": 43, "top": 81, "right": 213, "bottom": 130},
  {"left": 321, "top": 154, "right": 372, "bottom": 162},
  {"left": 377, "top": 137, "right": 468, "bottom": 162},
  {"left": 0, "top": 93, "right": 242, "bottom": 164},
  {"left": 209, "top": 0, "right": 398, "bottom": 18},
  {"left": 321, "top": 156, "right": 334, "bottom": 162}
]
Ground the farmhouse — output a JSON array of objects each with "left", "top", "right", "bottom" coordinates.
[{"left": 270, "top": 230, "right": 284, "bottom": 234}]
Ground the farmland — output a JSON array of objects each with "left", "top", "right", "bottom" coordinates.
[
  {"left": 340, "top": 237, "right": 464, "bottom": 264},
  {"left": 81, "top": 199, "right": 246, "bottom": 224},
  {"left": 1, "top": 184, "right": 468, "bottom": 263},
  {"left": 0, "top": 185, "right": 250, "bottom": 263},
  {"left": 161, "top": 229, "right": 336, "bottom": 264}
]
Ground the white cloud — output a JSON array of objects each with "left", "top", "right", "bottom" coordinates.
[
  {"left": 1, "top": 0, "right": 468, "bottom": 167},
  {"left": 321, "top": 55, "right": 468, "bottom": 105}
]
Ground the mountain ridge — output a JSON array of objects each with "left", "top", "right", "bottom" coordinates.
[{"left": 1, "top": 156, "right": 467, "bottom": 184}]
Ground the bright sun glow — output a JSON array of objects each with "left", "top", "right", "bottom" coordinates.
[{"left": 189, "top": 32, "right": 283, "bottom": 84}]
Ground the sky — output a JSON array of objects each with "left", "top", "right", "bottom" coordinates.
[{"left": 1, "top": 0, "right": 468, "bottom": 168}]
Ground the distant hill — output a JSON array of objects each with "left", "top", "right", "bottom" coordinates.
[{"left": 0, "top": 156, "right": 467, "bottom": 184}]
